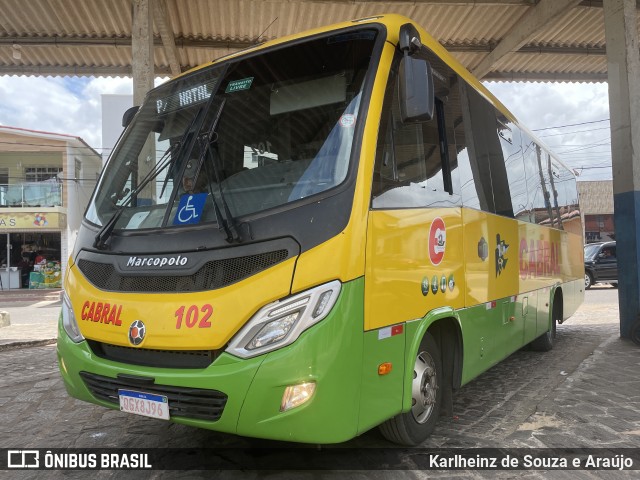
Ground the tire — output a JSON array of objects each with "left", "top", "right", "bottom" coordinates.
[
  {"left": 530, "top": 319, "right": 555, "bottom": 351},
  {"left": 531, "top": 301, "right": 559, "bottom": 352},
  {"left": 379, "top": 332, "right": 443, "bottom": 445},
  {"left": 584, "top": 272, "right": 593, "bottom": 290}
]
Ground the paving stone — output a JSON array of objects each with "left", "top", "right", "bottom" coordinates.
[{"left": 1, "top": 290, "right": 639, "bottom": 478}]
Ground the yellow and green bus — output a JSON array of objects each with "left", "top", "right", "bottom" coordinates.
[{"left": 58, "top": 14, "right": 584, "bottom": 445}]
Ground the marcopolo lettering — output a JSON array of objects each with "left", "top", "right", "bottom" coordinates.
[{"left": 126, "top": 255, "right": 188, "bottom": 268}]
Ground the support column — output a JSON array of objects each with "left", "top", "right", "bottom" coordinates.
[
  {"left": 131, "top": 0, "right": 155, "bottom": 203},
  {"left": 603, "top": 0, "right": 640, "bottom": 338},
  {"left": 132, "top": 0, "right": 154, "bottom": 105}
]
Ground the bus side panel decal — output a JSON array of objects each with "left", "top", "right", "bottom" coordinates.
[
  {"left": 462, "top": 209, "right": 520, "bottom": 306},
  {"left": 364, "top": 209, "right": 464, "bottom": 332}
]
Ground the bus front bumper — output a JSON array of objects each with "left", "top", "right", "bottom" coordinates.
[{"left": 56, "top": 279, "right": 364, "bottom": 444}]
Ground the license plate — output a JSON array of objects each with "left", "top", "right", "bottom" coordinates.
[{"left": 118, "top": 389, "right": 170, "bottom": 420}]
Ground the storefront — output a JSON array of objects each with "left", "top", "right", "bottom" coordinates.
[
  {"left": 0, "top": 210, "right": 65, "bottom": 289},
  {"left": 0, "top": 125, "right": 103, "bottom": 291}
]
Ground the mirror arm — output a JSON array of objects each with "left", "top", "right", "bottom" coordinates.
[
  {"left": 398, "top": 23, "right": 422, "bottom": 56},
  {"left": 122, "top": 106, "right": 140, "bottom": 128}
]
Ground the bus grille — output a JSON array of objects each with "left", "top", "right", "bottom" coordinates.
[
  {"left": 77, "top": 249, "right": 288, "bottom": 292},
  {"left": 86, "top": 340, "right": 219, "bottom": 369},
  {"left": 79, "top": 372, "right": 228, "bottom": 422}
]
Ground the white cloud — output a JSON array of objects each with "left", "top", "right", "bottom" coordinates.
[
  {"left": 0, "top": 75, "right": 133, "bottom": 151},
  {"left": 484, "top": 82, "right": 611, "bottom": 181}
]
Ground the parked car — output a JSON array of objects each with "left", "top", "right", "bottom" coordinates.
[{"left": 584, "top": 241, "right": 617, "bottom": 289}]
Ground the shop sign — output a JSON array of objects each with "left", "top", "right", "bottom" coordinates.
[{"left": 0, "top": 212, "right": 65, "bottom": 229}]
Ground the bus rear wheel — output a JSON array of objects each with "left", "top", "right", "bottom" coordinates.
[
  {"left": 530, "top": 318, "right": 555, "bottom": 351},
  {"left": 379, "top": 332, "right": 443, "bottom": 445},
  {"left": 531, "top": 299, "right": 560, "bottom": 352}
]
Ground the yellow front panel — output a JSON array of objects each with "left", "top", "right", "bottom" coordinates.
[
  {"left": 67, "top": 257, "right": 297, "bottom": 350},
  {"left": 365, "top": 209, "right": 464, "bottom": 331},
  {"left": 291, "top": 230, "right": 365, "bottom": 293}
]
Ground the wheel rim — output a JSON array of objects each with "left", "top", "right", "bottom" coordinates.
[
  {"left": 585, "top": 273, "right": 591, "bottom": 288},
  {"left": 411, "top": 350, "right": 438, "bottom": 424}
]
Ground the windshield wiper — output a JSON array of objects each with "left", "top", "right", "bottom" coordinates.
[
  {"left": 198, "top": 98, "right": 242, "bottom": 243},
  {"left": 92, "top": 207, "right": 125, "bottom": 251},
  {"left": 93, "top": 140, "right": 183, "bottom": 250}
]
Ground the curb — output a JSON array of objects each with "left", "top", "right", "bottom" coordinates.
[
  {"left": 0, "top": 291, "right": 62, "bottom": 303},
  {"left": 0, "top": 338, "right": 57, "bottom": 352}
]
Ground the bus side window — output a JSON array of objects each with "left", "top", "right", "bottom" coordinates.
[
  {"left": 499, "top": 120, "right": 529, "bottom": 222},
  {"left": 457, "top": 81, "right": 513, "bottom": 217},
  {"left": 372, "top": 52, "right": 460, "bottom": 209}
]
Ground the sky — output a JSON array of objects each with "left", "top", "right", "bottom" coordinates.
[
  {"left": 0, "top": 75, "right": 612, "bottom": 182},
  {"left": 0, "top": 75, "right": 133, "bottom": 150},
  {"left": 485, "top": 81, "right": 611, "bottom": 182}
]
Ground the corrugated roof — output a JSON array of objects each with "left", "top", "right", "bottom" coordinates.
[
  {"left": 578, "top": 180, "right": 614, "bottom": 215},
  {"left": 0, "top": 0, "right": 635, "bottom": 81}
]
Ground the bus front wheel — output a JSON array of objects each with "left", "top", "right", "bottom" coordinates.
[{"left": 379, "top": 332, "right": 443, "bottom": 445}]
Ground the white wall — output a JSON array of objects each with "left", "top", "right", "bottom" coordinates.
[
  {"left": 64, "top": 142, "right": 101, "bottom": 279},
  {"left": 101, "top": 94, "right": 133, "bottom": 163}
]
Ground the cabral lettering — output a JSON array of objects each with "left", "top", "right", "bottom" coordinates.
[
  {"left": 126, "top": 255, "right": 188, "bottom": 268},
  {"left": 81, "top": 301, "right": 123, "bottom": 326},
  {"left": 519, "top": 238, "right": 560, "bottom": 279}
]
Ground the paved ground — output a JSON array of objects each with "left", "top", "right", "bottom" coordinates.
[
  {"left": 0, "top": 289, "right": 61, "bottom": 349},
  {"left": 0, "top": 286, "right": 639, "bottom": 479}
]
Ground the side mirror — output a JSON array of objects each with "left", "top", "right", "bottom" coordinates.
[
  {"left": 398, "top": 23, "right": 434, "bottom": 123},
  {"left": 398, "top": 55, "right": 435, "bottom": 123},
  {"left": 122, "top": 106, "right": 140, "bottom": 127}
]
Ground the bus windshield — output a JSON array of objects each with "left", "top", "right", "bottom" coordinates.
[{"left": 86, "top": 28, "right": 379, "bottom": 233}]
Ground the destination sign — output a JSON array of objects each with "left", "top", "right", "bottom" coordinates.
[{"left": 155, "top": 78, "right": 219, "bottom": 114}]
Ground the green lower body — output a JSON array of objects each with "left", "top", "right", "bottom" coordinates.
[
  {"left": 58, "top": 277, "right": 574, "bottom": 443},
  {"left": 58, "top": 278, "right": 405, "bottom": 444}
]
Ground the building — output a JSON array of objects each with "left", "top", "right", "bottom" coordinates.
[
  {"left": 0, "top": 126, "right": 102, "bottom": 289},
  {"left": 101, "top": 94, "right": 133, "bottom": 163},
  {"left": 577, "top": 180, "right": 615, "bottom": 244}
]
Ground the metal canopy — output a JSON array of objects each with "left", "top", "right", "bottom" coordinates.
[{"left": 1, "top": 0, "right": 638, "bottom": 81}]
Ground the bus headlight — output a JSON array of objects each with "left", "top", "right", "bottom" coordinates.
[
  {"left": 62, "top": 292, "right": 84, "bottom": 343},
  {"left": 246, "top": 311, "right": 301, "bottom": 350},
  {"left": 227, "top": 280, "right": 341, "bottom": 358}
]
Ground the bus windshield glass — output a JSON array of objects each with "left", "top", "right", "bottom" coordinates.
[{"left": 86, "top": 28, "right": 379, "bottom": 231}]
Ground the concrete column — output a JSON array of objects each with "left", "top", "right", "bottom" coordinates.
[
  {"left": 131, "top": 0, "right": 155, "bottom": 203},
  {"left": 132, "top": 0, "right": 154, "bottom": 105},
  {"left": 603, "top": 0, "right": 640, "bottom": 338}
]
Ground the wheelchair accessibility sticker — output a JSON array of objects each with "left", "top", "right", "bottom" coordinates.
[{"left": 174, "top": 193, "right": 207, "bottom": 225}]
